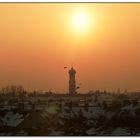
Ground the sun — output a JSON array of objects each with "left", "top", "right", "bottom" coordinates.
[{"left": 70, "top": 10, "right": 90, "bottom": 33}]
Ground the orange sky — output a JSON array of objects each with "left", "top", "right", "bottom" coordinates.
[{"left": 0, "top": 3, "right": 140, "bottom": 93}]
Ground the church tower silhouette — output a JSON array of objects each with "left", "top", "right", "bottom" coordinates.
[{"left": 68, "top": 67, "right": 76, "bottom": 94}]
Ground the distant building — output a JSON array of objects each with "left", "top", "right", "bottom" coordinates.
[{"left": 68, "top": 67, "right": 76, "bottom": 94}]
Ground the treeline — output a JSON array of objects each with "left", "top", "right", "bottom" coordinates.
[{"left": 0, "top": 85, "right": 26, "bottom": 97}]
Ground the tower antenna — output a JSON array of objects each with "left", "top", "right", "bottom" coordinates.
[{"left": 71, "top": 63, "right": 73, "bottom": 68}]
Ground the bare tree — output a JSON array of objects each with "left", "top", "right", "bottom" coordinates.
[{"left": 1, "top": 85, "right": 26, "bottom": 97}]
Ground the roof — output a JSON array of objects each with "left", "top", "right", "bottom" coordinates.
[
  {"left": 1, "top": 111, "right": 23, "bottom": 127},
  {"left": 17, "top": 110, "right": 47, "bottom": 129}
]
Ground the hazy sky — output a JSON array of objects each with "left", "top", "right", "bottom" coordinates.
[{"left": 0, "top": 3, "right": 140, "bottom": 93}]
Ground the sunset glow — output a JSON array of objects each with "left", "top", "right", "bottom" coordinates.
[
  {"left": 70, "top": 11, "right": 90, "bottom": 32},
  {"left": 0, "top": 4, "right": 140, "bottom": 93}
]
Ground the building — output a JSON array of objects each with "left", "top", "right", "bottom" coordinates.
[
  {"left": 69, "top": 67, "right": 76, "bottom": 94},
  {"left": 17, "top": 110, "right": 47, "bottom": 130}
]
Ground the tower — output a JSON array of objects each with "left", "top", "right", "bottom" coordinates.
[{"left": 68, "top": 67, "right": 76, "bottom": 94}]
